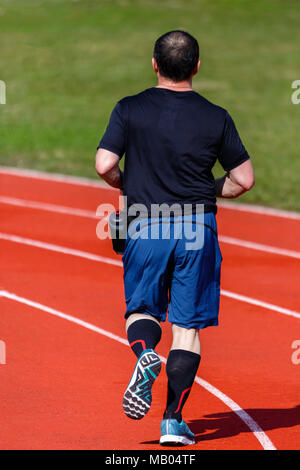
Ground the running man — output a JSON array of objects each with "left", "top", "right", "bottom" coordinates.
[{"left": 95, "top": 30, "right": 254, "bottom": 446}]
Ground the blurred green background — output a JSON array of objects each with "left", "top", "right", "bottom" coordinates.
[{"left": 0, "top": 0, "right": 299, "bottom": 210}]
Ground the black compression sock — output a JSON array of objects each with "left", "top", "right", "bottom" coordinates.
[
  {"left": 163, "top": 349, "right": 201, "bottom": 423},
  {"left": 127, "top": 318, "right": 162, "bottom": 358}
]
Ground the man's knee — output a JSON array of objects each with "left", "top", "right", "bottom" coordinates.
[
  {"left": 171, "top": 324, "right": 200, "bottom": 354},
  {"left": 125, "top": 312, "right": 161, "bottom": 332}
]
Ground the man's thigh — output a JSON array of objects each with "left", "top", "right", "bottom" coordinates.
[
  {"left": 168, "top": 216, "right": 222, "bottom": 329},
  {"left": 122, "top": 232, "right": 175, "bottom": 321}
]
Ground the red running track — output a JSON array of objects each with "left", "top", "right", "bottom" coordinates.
[{"left": 0, "top": 169, "right": 299, "bottom": 450}]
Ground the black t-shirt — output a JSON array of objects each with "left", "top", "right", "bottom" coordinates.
[{"left": 98, "top": 87, "right": 250, "bottom": 214}]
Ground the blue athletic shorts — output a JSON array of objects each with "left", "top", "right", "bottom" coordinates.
[{"left": 122, "top": 212, "right": 222, "bottom": 329}]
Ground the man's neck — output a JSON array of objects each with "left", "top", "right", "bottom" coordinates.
[{"left": 155, "top": 76, "right": 193, "bottom": 92}]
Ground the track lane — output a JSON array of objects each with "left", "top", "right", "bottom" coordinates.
[
  {"left": 1, "top": 239, "right": 299, "bottom": 449},
  {"left": 1, "top": 203, "right": 300, "bottom": 313},
  {"left": 0, "top": 295, "right": 265, "bottom": 450},
  {"left": 1, "top": 169, "right": 300, "bottom": 450},
  {"left": 0, "top": 299, "right": 165, "bottom": 450},
  {"left": 217, "top": 207, "right": 300, "bottom": 252},
  {"left": 1, "top": 170, "right": 300, "bottom": 251},
  {"left": 220, "top": 244, "right": 300, "bottom": 312},
  {"left": 2, "top": 196, "right": 300, "bottom": 261}
]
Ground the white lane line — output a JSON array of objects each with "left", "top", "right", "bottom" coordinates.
[
  {"left": 218, "top": 200, "right": 300, "bottom": 221},
  {"left": 0, "top": 232, "right": 123, "bottom": 267},
  {"left": 219, "top": 235, "right": 300, "bottom": 260},
  {"left": 1, "top": 166, "right": 300, "bottom": 220},
  {"left": 221, "top": 290, "right": 300, "bottom": 320},
  {"left": 0, "top": 196, "right": 100, "bottom": 219},
  {"left": 0, "top": 166, "right": 114, "bottom": 189},
  {"left": 1, "top": 232, "right": 299, "bottom": 320},
  {"left": 0, "top": 290, "right": 128, "bottom": 346},
  {"left": 192, "top": 376, "right": 275, "bottom": 451},
  {"left": 0, "top": 289, "right": 276, "bottom": 450},
  {"left": 1, "top": 196, "right": 300, "bottom": 260}
]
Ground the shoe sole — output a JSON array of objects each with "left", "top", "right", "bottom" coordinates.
[
  {"left": 159, "top": 435, "right": 195, "bottom": 446},
  {"left": 123, "top": 350, "right": 161, "bottom": 420}
]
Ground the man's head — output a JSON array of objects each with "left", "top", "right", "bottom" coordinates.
[{"left": 153, "top": 30, "right": 200, "bottom": 83}]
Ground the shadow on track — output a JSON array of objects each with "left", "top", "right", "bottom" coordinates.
[{"left": 141, "top": 405, "right": 300, "bottom": 445}]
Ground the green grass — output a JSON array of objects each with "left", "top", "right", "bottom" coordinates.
[{"left": 0, "top": 0, "right": 300, "bottom": 210}]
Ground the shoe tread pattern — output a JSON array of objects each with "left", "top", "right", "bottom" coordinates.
[{"left": 123, "top": 351, "right": 161, "bottom": 420}]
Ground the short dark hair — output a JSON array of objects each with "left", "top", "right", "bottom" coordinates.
[{"left": 153, "top": 30, "right": 199, "bottom": 82}]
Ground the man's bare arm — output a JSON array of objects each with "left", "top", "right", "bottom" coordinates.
[
  {"left": 215, "top": 159, "right": 255, "bottom": 198},
  {"left": 95, "top": 148, "right": 123, "bottom": 189}
]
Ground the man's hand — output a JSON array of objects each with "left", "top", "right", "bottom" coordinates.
[
  {"left": 215, "top": 159, "right": 255, "bottom": 198},
  {"left": 95, "top": 148, "right": 124, "bottom": 190}
]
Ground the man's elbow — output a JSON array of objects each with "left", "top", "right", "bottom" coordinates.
[
  {"left": 95, "top": 154, "right": 111, "bottom": 178},
  {"left": 95, "top": 159, "right": 108, "bottom": 177},
  {"left": 241, "top": 175, "right": 255, "bottom": 192},
  {"left": 95, "top": 148, "right": 120, "bottom": 178},
  {"left": 230, "top": 159, "right": 255, "bottom": 193}
]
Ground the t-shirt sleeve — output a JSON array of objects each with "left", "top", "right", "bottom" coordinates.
[
  {"left": 218, "top": 111, "right": 250, "bottom": 171},
  {"left": 97, "top": 101, "right": 126, "bottom": 158}
]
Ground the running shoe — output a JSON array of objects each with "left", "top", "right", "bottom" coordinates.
[
  {"left": 123, "top": 348, "right": 161, "bottom": 420},
  {"left": 159, "top": 418, "right": 195, "bottom": 446}
]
